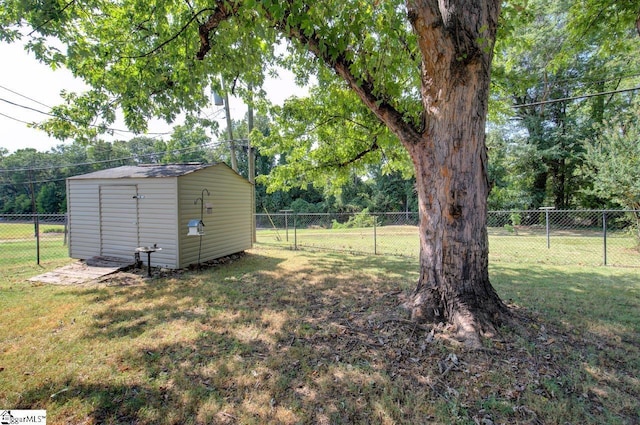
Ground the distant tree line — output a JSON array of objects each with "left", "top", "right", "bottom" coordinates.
[
  {"left": 0, "top": 116, "right": 418, "bottom": 215},
  {"left": 2, "top": 96, "right": 638, "bottom": 216}
]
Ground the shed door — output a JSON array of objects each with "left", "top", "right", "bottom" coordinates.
[{"left": 99, "top": 185, "right": 139, "bottom": 259}]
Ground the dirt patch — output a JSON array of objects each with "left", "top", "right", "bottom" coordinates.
[{"left": 30, "top": 253, "right": 248, "bottom": 286}]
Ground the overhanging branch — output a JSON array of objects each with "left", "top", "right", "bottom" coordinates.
[
  {"left": 196, "top": 1, "right": 241, "bottom": 60},
  {"left": 123, "top": 9, "right": 215, "bottom": 59},
  {"left": 336, "top": 138, "right": 380, "bottom": 168},
  {"left": 193, "top": 1, "right": 422, "bottom": 144},
  {"left": 320, "top": 138, "right": 380, "bottom": 169},
  {"left": 273, "top": 20, "right": 422, "bottom": 145}
]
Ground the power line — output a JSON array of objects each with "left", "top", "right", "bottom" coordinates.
[
  {"left": 491, "top": 68, "right": 640, "bottom": 92},
  {"left": 0, "top": 136, "right": 250, "bottom": 188},
  {"left": 0, "top": 111, "right": 34, "bottom": 125},
  {"left": 0, "top": 138, "right": 239, "bottom": 173},
  {"left": 3, "top": 176, "right": 70, "bottom": 186},
  {"left": 491, "top": 68, "right": 640, "bottom": 105},
  {"left": 0, "top": 84, "right": 53, "bottom": 109},
  {"left": 0, "top": 97, "right": 51, "bottom": 115},
  {"left": 511, "top": 85, "right": 640, "bottom": 109},
  {"left": 0, "top": 96, "right": 172, "bottom": 136},
  {"left": 524, "top": 69, "right": 640, "bottom": 91}
]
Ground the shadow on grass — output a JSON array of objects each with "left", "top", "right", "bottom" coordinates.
[
  {"left": 15, "top": 251, "right": 640, "bottom": 424},
  {"left": 17, "top": 251, "right": 420, "bottom": 424}
]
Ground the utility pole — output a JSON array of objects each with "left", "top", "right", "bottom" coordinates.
[
  {"left": 247, "top": 87, "right": 255, "bottom": 184},
  {"left": 221, "top": 78, "right": 238, "bottom": 172},
  {"left": 247, "top": 84, "right": 256, "bottom": 242}
]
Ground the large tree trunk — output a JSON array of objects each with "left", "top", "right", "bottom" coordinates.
[
  {"left": 404, "top": 123, "right": 509, "bottom": 346},
  {"left": 403, "top": 0, "right": 509, "bottom": 346},
  {"left": 197, "top": 0, "right": 511, "bottom": 346}
]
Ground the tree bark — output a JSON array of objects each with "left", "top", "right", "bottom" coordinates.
[
  {"left": 404, "top": 130, "right": 508, "bottom": 345},
  {"left": 402, "top": 0, "right": 509, "bottom": 346}
]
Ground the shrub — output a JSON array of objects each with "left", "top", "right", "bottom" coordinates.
[{"left": 332, "top": 209, "right": 378, "bottom": 229}]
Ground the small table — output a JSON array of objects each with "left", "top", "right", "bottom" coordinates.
[{"left": 135, "top": 246, "right": 162, "bottom": 277}]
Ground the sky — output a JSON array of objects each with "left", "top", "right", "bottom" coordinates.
[{"left": 0, "top": 41, "right": 307, "bottom": 154}]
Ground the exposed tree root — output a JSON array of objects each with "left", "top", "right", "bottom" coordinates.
[{"left": 402, "top": 286, "right": 513, "bottom": 349}]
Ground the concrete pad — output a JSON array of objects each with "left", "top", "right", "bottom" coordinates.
[{"left": 29, "top": 256, "right": 134, "bottom": 285}]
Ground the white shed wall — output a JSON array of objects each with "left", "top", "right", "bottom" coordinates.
[
  {"left": 135, "top": 178, "right": 179, "bottom": 268},
  {"left": 177, "top": 165, "right": 253, "bottom": 268},
  {"left": 66, "top": 178, "right": 101, "bottom": 260},
  {"left": 67, "top": 177, "right": 179, "bottom": 268}
]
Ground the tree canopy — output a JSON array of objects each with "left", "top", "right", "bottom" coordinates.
[
  {"left": 0, "top": 0, "right": 423, "bottom": 145},
  {"left": 582, "top": 104, "right": 640, "bottom": 212}
]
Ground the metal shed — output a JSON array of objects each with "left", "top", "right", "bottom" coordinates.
[{"left": 66, "top": 163, "right": 253, "bottom": 269}]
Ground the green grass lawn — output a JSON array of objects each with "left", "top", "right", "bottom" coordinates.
[
  {"left": 1, "top": 247, "right": 638, "bottom": 424},
  {"left": 0, "top": 237, "right": 69, "bottom": 267},
  {"left": 0, "top": 222, "right": 68, "bottom": 267},
  {"left": 0, "top": 222, "right": 68, "bottom": 265},
  {"left": 0, "top": 222, "right": 66, "bottom": 240},
  {"left": 256, "top": 225, "right": 640, "bottom": 267}
]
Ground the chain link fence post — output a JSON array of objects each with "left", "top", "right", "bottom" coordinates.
[
  {"left": 373, "top": 213, "right": 377, "bottom": 255},
  {"left": 0, "top": 213, "right": 69, "bottom": 266},
  {"left": 603, "top": 211, "right": 607, "bottom": 266},
  {"left": 539, "top": 207, "right": 554, "bottom": 249}
]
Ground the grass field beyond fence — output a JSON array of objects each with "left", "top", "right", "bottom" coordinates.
[
  {"left": 0, "top": 222, "right": 68, "bottom": 267},
  {"left": 256, "top": 224, "right": 639, "bottom": 267}
]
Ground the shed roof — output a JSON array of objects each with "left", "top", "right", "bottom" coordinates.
[{"left": 68, "top": 163, "right": 217, "bottom": 180}]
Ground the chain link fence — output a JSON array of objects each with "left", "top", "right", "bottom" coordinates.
[
  {"left": 0, "top": 214, "right": 68, "bottom": 266},
  {"left": 3, "top": 211, "right": 638, "bottom": 267},
  {"left": 256, "top": 210, "right": 640, "bottom": 267}
]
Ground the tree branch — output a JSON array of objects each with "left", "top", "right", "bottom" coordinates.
[
  {"left": 192, "top": 1, "right": 422, "bottom": 144},
  {"left": 308, "top": 115, "right": 376, "bottom": 134},
  {"left": 27, "top": 0, "right": 78, "bottom": 36},
  {"left": 120, "top": 8, "right": 217, "bottom": 59},
  {"left": 337, "top": 138, "right": 379, "bottom": 167},
  {"left": 196, "top": 1, "right": 241, "bottom": 60},
  {"left": 322, "top": 138, "right": 380, "bottom": 169},
  {"left": 273, "top": 19, "right": 422, "bottom": 145}
]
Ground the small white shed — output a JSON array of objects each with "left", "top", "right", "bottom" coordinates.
[{"left": 66, "top": 163, "right": 253, "bottom": 269}]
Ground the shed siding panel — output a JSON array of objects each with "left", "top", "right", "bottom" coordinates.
[
  {"left": 68, "top": 178, "right": 179, "bottom": 268},
  {"left": 67, "top": 179, "right": 101, "bottom": 260},
  {"left": 177, "top": 165, "right": 253, "bottom": 268},
  {"left": 129, "top": 177, "right": 178, "bottom": 268},
  {"left": 99, "top": 185, "right": 139, "bottom": 258},
  {"left": 131, "top": 178, "right": 179, "bottom": 268}
]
